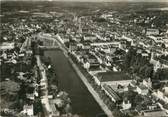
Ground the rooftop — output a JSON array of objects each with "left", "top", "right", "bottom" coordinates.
[
  {"left": 0, "top": 42, "right": 15, "bottom": 50},
  {"left": 137, "top": 84, "right": 148, "bottom": 90},
  {"left": 96, "top": 71, "right": 131, "bottom": 82},
  {"left": 103, "top": 84, "right": 121, "bottom": 101}
]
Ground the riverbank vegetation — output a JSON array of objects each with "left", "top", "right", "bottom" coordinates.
[
  {"left": 42, "top": 56, "right": 73, "bottom": 115},
  {"left": 123, "top": 47, "right": 168, "bottom": 81}
]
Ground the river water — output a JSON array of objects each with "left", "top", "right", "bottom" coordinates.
[{"left": 44, "top": 50, "right": 105, "bottom": 117}]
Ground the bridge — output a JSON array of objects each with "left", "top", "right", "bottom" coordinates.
[{"left": 36, "top": 33, "right": 62, "bottom": 51}]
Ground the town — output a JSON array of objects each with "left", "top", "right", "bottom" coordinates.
[{"left": 1, "top": 1, "right": 168, "bottom": 117}]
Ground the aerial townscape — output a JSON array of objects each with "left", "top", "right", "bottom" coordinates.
[{"left": 0, "top": 0, "right": 168, "bottom": 117}]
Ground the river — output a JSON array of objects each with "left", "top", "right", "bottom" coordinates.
[{"left": 44, "top": 50, "right": 105, "bottom": 117}]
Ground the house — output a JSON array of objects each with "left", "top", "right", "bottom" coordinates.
[
  {"left": 0, "top": 42, "right": 15, "bottom": 50},
  {"left": 121, "top": 35, "right": 134, "bottom": 46},
  {"left": 22, "top": 104, "right": 34, "bottom": 116},
  {"left": 136, "top": 102, "right": 165, "bottom": 116},
  {"left": 91, "top": 42, "right": 121, "bottom": 48},
  {"left": 150, "top": 54, "right": 168, "bottom": 72},
  {"left": 130, "top": 80, "right": 137, "bottom": 88},
  {"left": 141, "top": 53, "right": 149, "bottom": 58},
  {"left": 49, "top": 99, "right": 60, "bottom": 116},
  {"left": 163, "top": 85, "right": 168, "bottom": 95},
  {"left": 163, "top": 42, "right": 168, "bottom": 49},
  {"left": 94, "top": 51, "right": 109, "bottom": 65},
  {"left": 148, "top": 35, "right": 163, "bottom": 43},
  {"left": 83, "top": 42, "right": 91, "bottom": 50},
  {"left": 150, "top": 53, "right": 162, "bottom": 72},
  {"left": 153, "top": 89, "right": 168, "bottom": 103},
  {"left": 26, "top": 93, "right": 35, "bottom": 100},
  {"left": 74, "top": 52, "right": 83, "bottom": 63},
  {"left": 83, "top": 61, "right": 90, "bottom": 69},
  {"left": 122, "top": 100, "right": 132, "bottom": 110},
  {"left": 83, "top": 54, "right": 100, "bottom": 70},
  {"left": 63, "top": 37, "right": 70, "bottom": 43},
  {"left": 143, "top": 78, "right": 152, "bottom": 89},
  {"left": 144, "top": 28, "right": 160, "bottom": 36},
  {"left": 160, "top": 59, "right": 168, "bottom": 69},
  {"left": 100, "top": 46, "right": 111, "bottom": 54},
  {"left": 77, "top": 43, "right": 84, "bottom": 49},
  {"left": 83, "top": 33, "right": 97, "bottom": 42},
  {"left": 69, "top": 42, "right": 78, "bottom": 52},
  {"left": 139, "top": 42, "right": 148, "bottom": 48},
  {"left": 25, "top": 50, "right": 33, "bottom": 57},
  {"left": 1, "top": 52, "right": 7, "bottom": 60},
  {"left": 136, "top": 84, "right": 149, "bottom": 95}
]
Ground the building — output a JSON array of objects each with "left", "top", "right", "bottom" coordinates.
[
  {"left": 0, "top": 42, "right": 15, "bottom": 50},
  {"left": 82, "top": 42, "right": 91, "bottom": 50},
  {"left": 121, "top": 35, "right": 134, "bottom": 46},
  {"left": 91, "top": 42, "right": 121, "bottom": 48},
  {"left": 144, "top": 28, "right": 160, "bottom": 36},
  {"left": 26, "top": 93, "right": 35, "bottom": 100},
  {"left": 160, "top": 59, "right": 168, "bottom": 69},
  {"left": 69, "top": 42, "right": 78, "bottom": 52},
  {"left": 83, "top": 34, "right": 97, "bottom": 42},
  {"left": 136, "top": 84, "right": 149, "bottom": 95},
  {"left": 148, "top": 35, "right": 163, "bottom": 43},
  {"left": 153, "top": 89, "right": 168, "bottom": 103},
  {"left": 83, "top": 54, "right": 100, "bottom": 70},
  {"left": 136, "top": 102, "right": 165, "bottom": 117},
  {"left": 22, "top": 104, "right": 34, "bottom": 116},
  {"left": 95, "top": 71, "right": 132, "bottom": 86},
  {"left": 102, "top": 84, "right": 121, "bottom": 103},
  {"left": 122, "top": 100, "right": 132, "bottom": 110},
  {"left": 49, "top": 99, "right": 60, "bottom": 116},
  {"left": 150, "top": 53, "right": 168, "bottom": 71},
  {"left": 150, "top": 53, "right": 162, "bottom": 72},
  {"left": 143, "top": 78, "right": 152, "bottom": 89},
  {"left": 163, "top": 85, "right": 168, "bottom": 95},
  {"left": 141, "top": 110, "right": 167, "bottom": 117}
]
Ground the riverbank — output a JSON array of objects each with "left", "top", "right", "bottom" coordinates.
[
  {"left": 68, "top": 54, "right": 113, "bottom": 117},
  {"left": 44, "top": 50, "right": 104, "bottom": 117},
  {"left": 35, "top": 55, "right": 52, "bottom": 117},
  {"left": 54, "top": 34, "right": 113, "bottom": 117}
]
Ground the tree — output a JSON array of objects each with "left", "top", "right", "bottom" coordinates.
[
  {"left": 113, "top": 109, "right": 125, "bottom": 117},
  {"left": 144, "top": 65, "right": 153, "bottom": 78},
  {"left": 34, "top": 99, "right": 42, "bottom": 115},
  {"left": 123, "top": 91, "right": 137, "bottom": 105},
  {"left": 134, "top": 95, "right": 143, "bottom": 107},
  {"left": 109, "top": 101, "right": 116, "bottom": 111},
  {"left": 154, "top": 68, "right": 168, "bottom": 80}
]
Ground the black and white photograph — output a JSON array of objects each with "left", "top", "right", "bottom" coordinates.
[{"left": 0, "top": 0, "right": 168, "bottom": 117}]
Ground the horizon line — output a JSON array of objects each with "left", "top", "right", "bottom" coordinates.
[{"left": 1, "top": 0, "right": 168, "bottom": 2}]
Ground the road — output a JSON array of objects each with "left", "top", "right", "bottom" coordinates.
[{"left": 35, "top": 55, "right": 53, "bottom": 117}]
